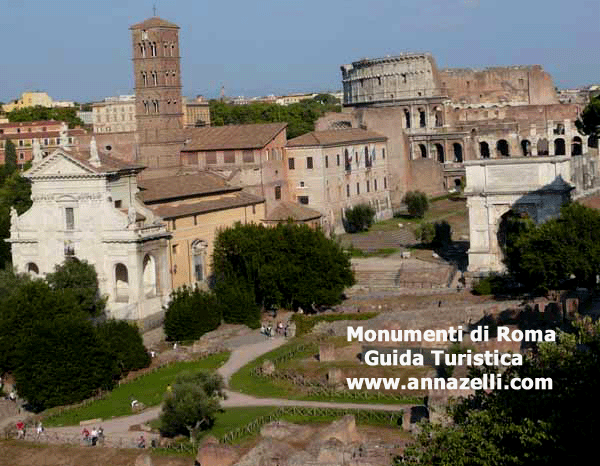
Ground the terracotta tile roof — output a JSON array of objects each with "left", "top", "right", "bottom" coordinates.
[
  {"left": 138, "top": 172, "right": 239, "bottom": 203},
  {"left": 130, "top": 17, "right": 179, "bottom": 29},
  {"left": 264, "top": 201, "right": 323, "bottom": 222},
  {"left": 148, "top": 191, "right": 264, "bottom": 219},
  {"left": 0, "top": 129, "right": 85, "bottom": 141},
  {"left": 578, "top": 194, "right": 600, "bottom": 210},
  {"left": 181, "top": 123, "right": 287, "bottom": 152},
  {"left": 69, "top": 150, "right": 144, "bottom": 173},
  {"left": 286, "top": 128, "right": 387, "bottom": 147},
  {"left": 0, "top": 120, "right": 63, "bottom": 129}
]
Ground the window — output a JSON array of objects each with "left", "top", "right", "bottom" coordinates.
[
  {"left": 64, "top": 241, "right": 75, "bottom": 257},
  {"left": 374, "top": 179, "right": 378, "bottom": 191},
  {"left": 172, "top": 219, "right": 176, "bottom": 230},
  {"left": 18, "top": 140, "right": 24, "bottom": 147},
  {"left": 114, "top": 200, "right": 122, "bottom": 208},
  {"left": 288, "top": 157, "right": 295, "bottom": 169},
  {"left": 252, "top": 204, "right": 256, "bottom": 214},
  {"left": 224, "top": 150, "right": 235, "bottom": 163},
  {"left": 172, "top": 244, "right": 178, "bottom": 255},
  {"left": 367, "top": 181, "right": 370, "bottom": 192},
  {"left": 346, "top": 184, "right": 350, "bottom": 197},
  {"left": 337, "top": 154, "right": 340, "bottom": 166},
  {"left": 307, "top": 157, "right": 313, "bottom": 169},
  {"left": 298, "top": 196, "right": 309, "bottom": 205},
  {"left": 65, "top": 207, "right": 74, "bottom": 230},
  {"left": 382, "top": 148, "right": 385, "bottom": 159},
  {"left": 194, "top": 255, "right": 204, "bottom": 282},
  {"left": 275, "top": 185, "right": 281, "bottom": 200},
  {"left": 242, "top": 150, "right": 254, "bottom": 163},
  {"left": 356, "top": 183, "right": 360, "bottom": 195},
  {"left": 299, "top": 181, "right": 305, "bottom": 188},
  {"left": 384, "top": 177, "right": 387, "bottom": 189},
  {"left": 19, "top": 153, "right": 24, "bottom": 160},
  {"left": 325, "top": 156, "right": 329, "bottom": 168}
]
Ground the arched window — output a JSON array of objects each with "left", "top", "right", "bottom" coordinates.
[
  {"left": 191, "top": 240, "right": 208, "bottom": 283},
  {"left": 141, "top": 71, "right": 147, "bottom": 87},
  {"left": 496, "top": 140, "right": 509, "bottom": 157},
  {"left": 537, "top": 138, "right": 549, "bottom": 155},
  {"left": 152, "top": 71, "right": 158, "bottom": 86},
  {"left": 151, "top": 42, "right": 157, "bottom": 57},
  {"left": 434, "top": 107, "right": 443, "bottom": 127},
  {"left": 453, "top": 143, "right": 463, "bottom": 162},
  {"left": 572, "top": 136, "right": 583, "bottom": 156},
  {"left": 115, "top": 263, "right": 129, "bottom": 303},
  {"left": 143, "top": 254, "right": 157, "bottom": 298},
  {"left": 554, "top": 138, "right": 566, "bottom": 155},
  {"left": 521, "top": 140, "right": 531, "bottom": 156},
  {"left": 419, "top": 108, "right": 426, "bottom": 128},
  {"left": 418, "top": 144, "right": 427, "bottom": 159},
  {"left": 26, "top": 262, "right": 39, "bottom": 276},
  {"left": 480, "top": 141, "right": 490, "bottom": 159},
  {"left": 435, "top": 143, "right": 444, "bottom": 163},
  {"left": 143, "top": 101, "right": 149, "bottom": 114}
]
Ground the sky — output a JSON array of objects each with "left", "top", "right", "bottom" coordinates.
[{"left": 0, "top": 0, "right": 598, "bottom": 103}]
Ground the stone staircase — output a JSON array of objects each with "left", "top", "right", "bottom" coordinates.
[{"left": 0, "top": 400, "right": 19, "bottom": 420}]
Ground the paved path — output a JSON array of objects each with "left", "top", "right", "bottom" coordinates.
[{"left": 42, "top": 334, "right": 412, "bottom": 439}]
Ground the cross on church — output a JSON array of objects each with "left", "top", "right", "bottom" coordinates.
[{"left": 153, "top": 4, "right": 157, "bottom": 16}]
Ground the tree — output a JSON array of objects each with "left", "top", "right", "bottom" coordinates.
[
  {"left": 575, "top": 95, "right": 600, "bottom": 144},
  {"left": 159, "top": 371, "right": 225, "bottom": 439},
  {"left": 95, "top": 320, "right": 151, "bottom": 376},
  {"left": 14, "top": 316, "right": 117, "bottom": 412},
  {"left": 7, "top": 106, "right": 84, "bottom": 128},
  {"left": 46, "top": 258, "right": 107, "bottom": 316},
  {"left": 432, "top": 220, "right": 452, "bottom": 248},
  {"left": 399, "top": 316, "right": 600, "bottom": 465},
  {"left": 163, "top": 286, "right": 222, "bottom": 341},
  {"left": 212, "top": 222, "right": 355, "bottom": 311},
  {"left": 415, "top": 222, "right": 435, "bottom": 244},
  {"left": 0, "top": 172, "right": 32, "bottom": 269},
  {"left": 504, "top": 203, "right": 600, "bottom": 292},
  {"left": 3, "top": 139, "right": 17, "bottom": 175},
  {"left": 344, "top": 204, "right": 376, "bottom": 233},
  {"left": 403, "top": 191, "right": 429, "bottom": 218},
  {"left": 215, "top": 279, "right": 260, "bottom": 328}
]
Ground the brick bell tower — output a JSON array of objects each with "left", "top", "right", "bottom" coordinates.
[{"left": 130, "top": 17, "right": 185, "bottom": 168}]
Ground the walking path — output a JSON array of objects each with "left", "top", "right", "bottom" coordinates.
[{"left": 38, "top": 333, "right": 412, "bottom": 441}]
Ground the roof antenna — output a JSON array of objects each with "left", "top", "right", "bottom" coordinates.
[{"left": 153, "top": 3, "right": 157, "bottom": 16}]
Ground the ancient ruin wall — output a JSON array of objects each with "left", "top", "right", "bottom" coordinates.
[{"left": 439, "top": 65, "right": 559, "bottom": 107}]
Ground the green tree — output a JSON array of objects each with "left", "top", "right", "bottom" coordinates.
[
  {"left": 400, "top": 316, "right": 600, "bottom": 465},
  {"left": 415, "top": 222, "right": 435, "bottom": 244},
  {"left": 46, "top": 258, "right": 107, "bottom": 316},
  {"left": 163, "top": 286, "right": 222, "bottom": 341},
  {"left": 344, "top": 204, "right": 376, "bottom": 233},
  {"left": 0, "top": 172, "right": 32, "bottom": 269},
  {"left": 159, "top": 371, "right": 225, "bottom": 439},
  {"left": 504, "top": 203, "right": 600, "bottom": 292},
  {"left": 3, "top": 139, "right": 17, "bottom": 175},
  {"left": 403, "top": 191, "right": 429, "bottom": 218},
  {"left": 95, "top": 320, "right": 151, "bottom": 376},
  {"left": 575, "top": 95, "right": 600, "bottom": 145},
  {"left": 7, "top": 106, "right": 84, "bottom": 128},
  {"left": 432, "top": 220, "right": 452, "bottom": 248},
  {"left": 14, "top": 316, "right": 117, "bottom": 412},
  {"left": 212, "top": 222, "right": 354, "bottom": 311},
  {"left": 215, "top": 279, "right": 260, "bottom": 328}
]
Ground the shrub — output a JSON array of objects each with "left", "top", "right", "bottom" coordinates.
[
  {"left": 95, "top": 320, "right": 151, "bottom": 376},
  {"left": 403, "top": 191, "right": 429, "bottom": 218},
  {"left": 159, "top": 371, "right": 225, "bottom": 438},
  {"left": 344, "top": 204, "right": 375, "bottom": 233},
  {"left": 415, "top": 223, "right": 435, "bottom": 244},
  {"left": 164, "top": 286, "right": 222, "bottom": 342},
  {"left": 472, "top": 277, "right": 493, "bottom": 296},
  {"left": 433, "top": 220, "right": 452, "bottom": 248}
]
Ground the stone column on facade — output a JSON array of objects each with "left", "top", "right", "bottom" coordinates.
[{"left": 531, "top": 138, "right": 538, "bottom": 156}]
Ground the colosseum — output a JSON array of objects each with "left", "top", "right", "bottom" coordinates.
[{"left": 317, "top": 53, "right": 596, "bottom": 205}]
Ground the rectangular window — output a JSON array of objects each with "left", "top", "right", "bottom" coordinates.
[
  {"left": 64, "top": 241, "right": 75, "bottom": 257},
  {"left": 307, "top": 157, "right": 313, "bottom": 169},
  {"left": 337, "top": 154, "right": 340, "bottom": 166},
  {"left": 346, "top": 184, "right": 350, "bottom": 198},
  {"left": 252, "top": 204, "right": 256, "bottom": 214},
  {"left": 299, "top": 181, "right": 305, "bottom": 188},
  {"left": 275, "top": 185, "right": 281, "bottom": 200},
  {"left": 172, "top": 219, "right": 176, "bottom": 230},
  {"left": 298, "top": 196, "right": 309, "bottom": 205},
  {"left": 242, "top": 150, "right": 254, "bottom": 163},
  {"left": 382, "top": 148, "right": 386, "bottom": 159},
  {"left": 114, "top": 200, "right": 122, "bottom": 208},
  {"left": 224, "top": 150, "right": 235, "bottom": 163},
  {"left": 374, "top": 179, "right": 378, "bottom": 191},
  {"left": 325, "top": 156, "right": 328, "bottom": 168},
  {"left": 356, "top": 183, "right": 360, "bottom": 195},
  {"left": 367, "top": 181, "right": 370, "bottom": 192},
  {"left": 205, "top": 151, "right": 217, "bottom": 164},
  {"left": 194, "top": 255, "right": 204, "bottom": 282},
  {"left": 384, "top": 177, "right": 387, "bottom": 189},
  {"left": 65, "top": 207, "right": 74, "bottom": 230},
  {"left": 172, "top": 244, "right": 178, "bottom": 255},
  {"left": 288, "top": 157, "right": 295, "bottom": 170}
]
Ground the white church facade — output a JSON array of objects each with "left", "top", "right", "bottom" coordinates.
[{"left": 7, "top": 140, "right": 171, "bottom": 321}]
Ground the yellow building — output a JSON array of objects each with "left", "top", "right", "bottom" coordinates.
[
  {"left": 139, "top": 172, "right": 265, "bottom": 289},
  {"left": 3, "top": 91, "right": 74, "bottom": 112},
  {"left": 183, "top": 96, "right": 211, "bottom": 127}
]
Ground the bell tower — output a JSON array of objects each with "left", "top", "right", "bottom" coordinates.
[{"left": 130, "top": 17, "right": 185, "bottom": 168}]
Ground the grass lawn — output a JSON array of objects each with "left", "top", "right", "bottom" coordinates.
[
  {"left": 43, "top": 352, "right": 230, "bottom": 427},
  {"left": 229, "top": 339, "right": 423, "bottom": 405}
]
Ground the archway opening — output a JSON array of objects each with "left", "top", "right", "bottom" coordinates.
[
  {"left": 521, "top": 140, "right": 531, "bottom": 156},
  {"left": 537, "top": 138, "right": 549, "bottom": 156},
  {"left": 554, "top": 138, "right": 566, "bottom": 156},
  {"left": 480, "top": 141, "right": 490, "bottom": 159},
  {"left": 453, "top": 143, "right": 463, "bottom": 162},
  {"left": 496, "top": 140, "right": 509, "bottom": 157},
  {"left": 418, "top": 144, "right": 427, "bottom": 159},
  {"left": 435, "top": 143, "right": 445, "bottom": 163},
  {"left": 571, "top": 136, "right": 582, "bottom": 156},
  {"left": 143, "top": 254, "right": 157, "bottom": 298},
  {"left": 115, "top": 263, "right": 129, "bottom": 303},
  {"left": 26, "top": 262, "right": 39, "bottom": 276}
]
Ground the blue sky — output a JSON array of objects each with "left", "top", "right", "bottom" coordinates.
[{"left": 0, "top": 0, "right": 598, "bottom": 102}]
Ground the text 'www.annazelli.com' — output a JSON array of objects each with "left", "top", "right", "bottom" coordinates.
[{"left": 346, "top": 375, "right": 553, "bottom": 391}]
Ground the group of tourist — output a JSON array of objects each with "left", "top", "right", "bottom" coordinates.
[
  {"left": 261, "top": 320, "right": 292, "bottom": 338},
  {"left": 81, "top": 426, "right": 104, "bottom": 446}
]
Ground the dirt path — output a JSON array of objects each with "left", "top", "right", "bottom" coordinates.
[{"left": 43, "top": 335, "right": 412, "bottom": 440}]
